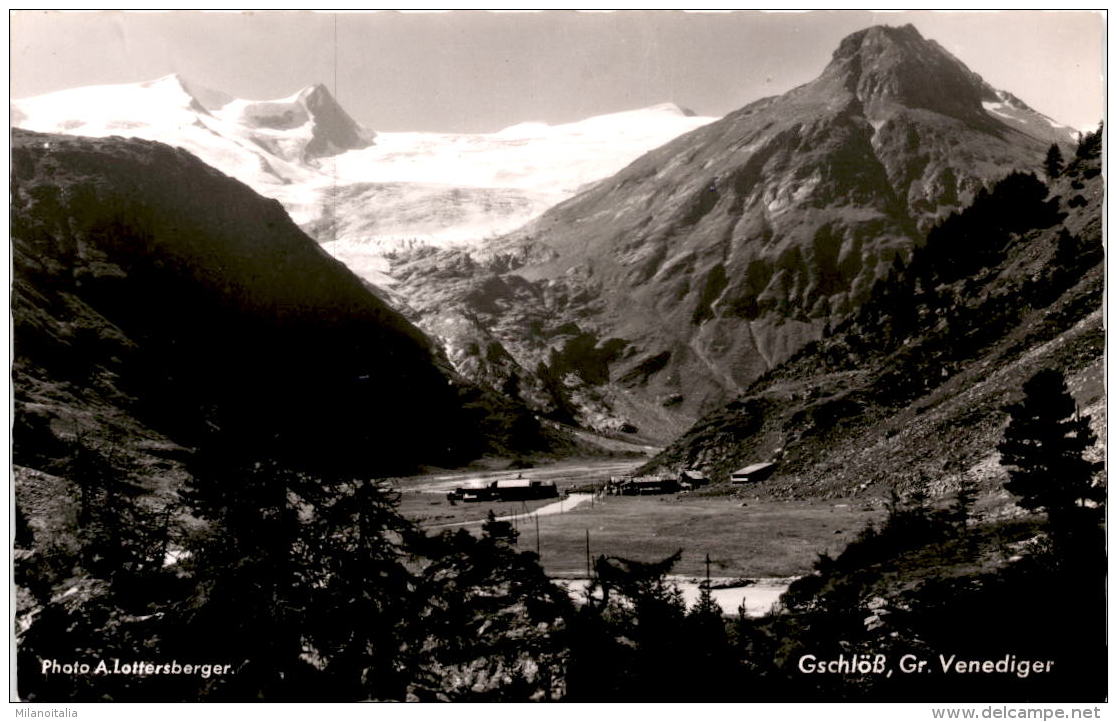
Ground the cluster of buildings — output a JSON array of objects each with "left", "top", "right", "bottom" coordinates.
[
  {"left": 446, "top": 477, "right": 560, "bottom": 503},
  {"left": 606, "top": 462, "right": 778, "bottom": 496},
  {"left": 605, "top": 469, "right": 708, "bottom": 496},
  {"left": 445, "top": 461, "right": 778, "bottom": 503}
]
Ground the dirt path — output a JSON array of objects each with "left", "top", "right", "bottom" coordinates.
[
  {"left": 429, "top": 493, "right": 595, "bottom": 528},
  {"left": 403, "top": 460, "right": 644, "bottom": 494}
]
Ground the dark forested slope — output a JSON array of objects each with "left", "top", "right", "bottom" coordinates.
[{"left": 11, "top": 129, "right": 550, "bottom": 481}]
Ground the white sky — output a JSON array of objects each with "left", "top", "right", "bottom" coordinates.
[{"left": 9, "top": 10, "right": 1106, "bottom": 133}]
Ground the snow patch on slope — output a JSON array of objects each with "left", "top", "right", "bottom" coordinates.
[{"left": 981, "top": 90, "right": 1077, "bottom": 145}]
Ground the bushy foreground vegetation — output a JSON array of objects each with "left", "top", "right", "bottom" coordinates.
[{"left": 15, "top": 363, "right": 1105, "bottom": 701}]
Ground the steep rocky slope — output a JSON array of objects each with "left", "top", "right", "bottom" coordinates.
[
  {"left": 642, "top": 132, "right": 1104, "bottom": 501},
  {"left": 393, "top": 24, "right": 1078, "bottom": 443},
  {"left": 10, "top": 129, "right": 553, "bottom": 486}
]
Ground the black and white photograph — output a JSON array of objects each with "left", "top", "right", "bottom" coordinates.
[{"left": 9, "top": 9, "right": 1107, "bottom": 709}]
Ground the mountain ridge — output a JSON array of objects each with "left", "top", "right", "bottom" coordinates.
[
  {"left": 12, "top": 77, "right": 716, "bottom": 268},
  {"left": 392, "top": 24, "right": 1086, "bottom": 443},
  {"left": 10, "top": 26, "right": 1092, "bottom": 449}
]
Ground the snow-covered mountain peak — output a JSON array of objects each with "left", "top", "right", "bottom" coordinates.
[
  {"left": 139, "top": 72, "right": 194, "bottom": 93},
  {"left": 216, "top": 81, "right": 374, "bottom": 160},
  {"left": 12, "top": 77, "right": 720, "bottom": 279},
  {"left": 644, "top": 101, "right": 697, "bottom": 116},
  {"left": 135, "top": 74, "right": 233, "bottom": 115},
  {"left": 14, "top": 75, "right": 208, "bottom": 133}
]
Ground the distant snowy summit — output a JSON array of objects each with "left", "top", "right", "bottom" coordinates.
[
  {"left": 10, "top": 75, "right": 717, "bottom": 280},
  {"left": 221, "top": 81, "right": 375, "bottom": 161},
  {"left": 12, "top": 74, "right": 373, "bottom": 170}
]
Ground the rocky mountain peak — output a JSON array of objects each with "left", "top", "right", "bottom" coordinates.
[
  {"left": 226, "top": 81, "right": 374, "bottom": 160},
  {"left": 817, "top": 24, "right": 991, "bottom": 122},
  {"left": 296, "top": 82, "right": 375, "bottom": 158},
  {"left": 421, "top": 24, "right": 1072, "bottom": 443},
  {"left": 297, "top": 82, "right": 337, "bottom": 109}
]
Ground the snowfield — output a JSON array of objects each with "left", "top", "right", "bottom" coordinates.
[{"left": 12, "top": 75, "right": 716, "bottom": 283}]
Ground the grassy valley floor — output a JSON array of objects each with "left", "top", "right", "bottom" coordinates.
[
  {"left": 396, "top": 459, "right": 882, "bottom": 578},
  {"left": 402, "top": 481, "right": 884, "bottom": 579},
  {"left": 525, "top": 495, "right": 881, "bottom": 578}
]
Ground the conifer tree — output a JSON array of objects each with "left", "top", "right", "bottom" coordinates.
[
  {"left": 683, "top": 581, "right": 735, "bottom": 699},
  {"left": 175, "top": 451, "right": 310, "bottom": 699},
  {"left": 1044, "top": 143, "right": 1064, "bottom": 178},
  {"left": 298, "top": 478, "right": 416, "bottom": 700},
  {"left": 1075, "top": 122, "right": 1103, "bottom": 160},
  {"left": 998, "top": 369, "right": 1103, "bottom": 536}
]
